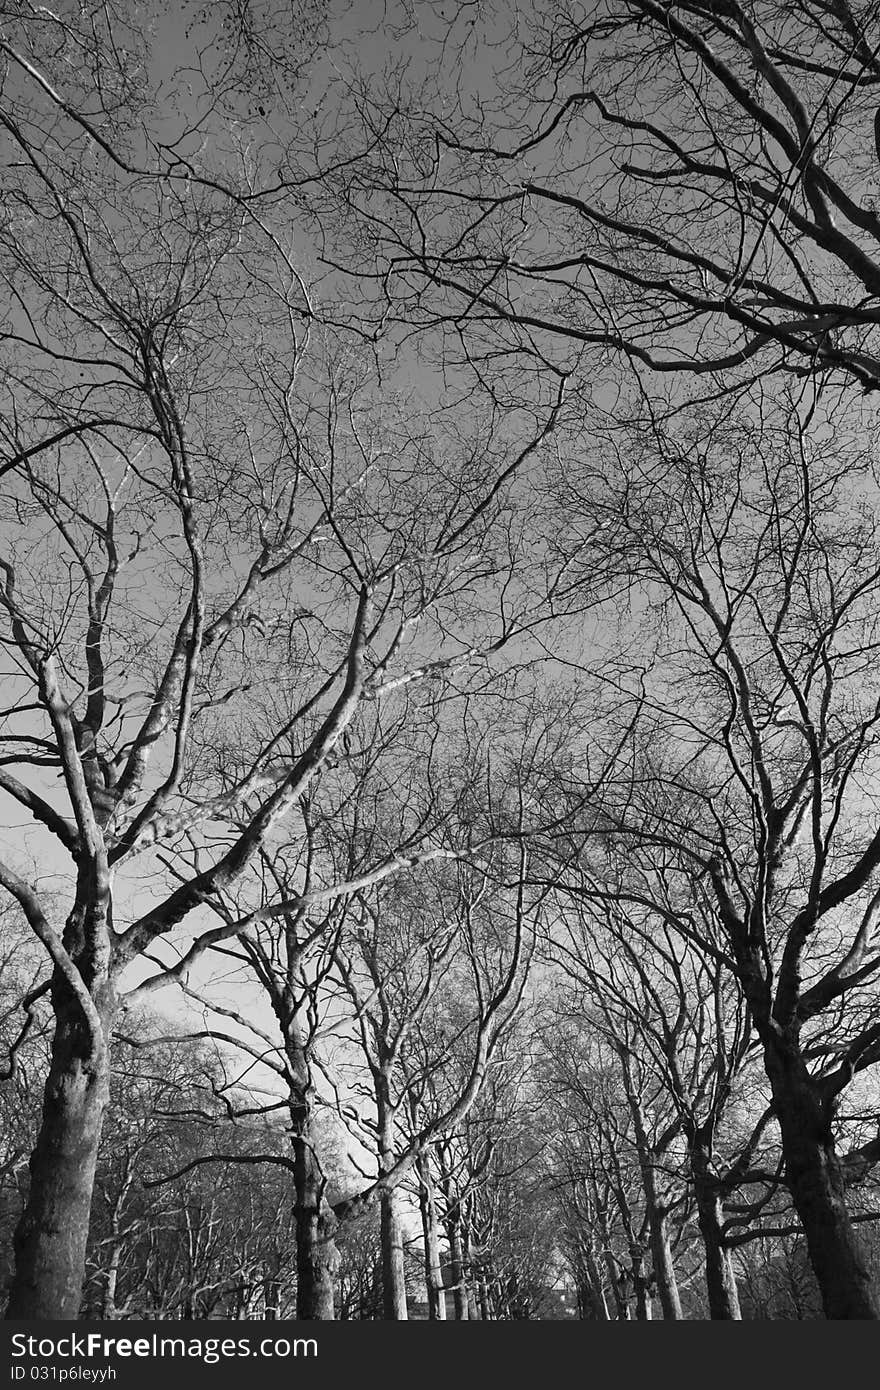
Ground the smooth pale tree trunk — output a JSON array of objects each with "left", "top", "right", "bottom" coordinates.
[
  {"left": 581, "top": 1242, "right": 611, "bottom": 1321},
  {"left": 377, "top": 1075, "right": 407, "bottom": 1320},
  {"left": 417, "top": 1156, "right": 446, "bottom": 1320},
  {"left": 100, "top": 1162, "right": 136, "bottom": 1320},
  {"left": 101, "top": 1238, "right": 124, "bottom": 1320},
  {"left": 649, "top": 1209, "right": 681, "bottom": 1321},
  {"left": 624, "top": 1078, "right": 682, "bottom": 1320},
  {"left": 690, "top": 1146, "right": 741, "bottom": 1320},
  {"left": 765, "top": 1041, "right": 880, "bottom": 1319},
  {"left": 6, "top": 987, "right": 113, "bottom": 1320},
  {"left": 102, "top": 1255, "right": 120, "bottom": 1320},
  {"left": 100, "top": 1186, "right": 126, "bottom": 1320},
  {"left": 596, "top": 1208, "right": 628, "bottom": 1320},
  {"left": 580, "top": 1283, "right": 610, "bottom": 1321}
]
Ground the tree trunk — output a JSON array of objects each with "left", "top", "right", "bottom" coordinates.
[
  {"left": 581, "top": 1241, "right": 611, "bottom": 1321},
  {"left": 462, "top": 1224, "right": 481, "bottom": 1319},
  {"left": 293, "top": 1132, "right": 336, "bottom": 1319},
  {"left": 6, "top": 990, "right": 112, "bottom": 1320},
  {"left": 612, "top": 1177, "right": 651, "bottom": 1319},
  {"left": 445, "top": 1209, "right": 469, "bottom": 1319},
  {"left": 284, "top": 1017, "right": 337, "bottom": 1321},
  {"left": 100, "top": 1163, "right": 135, "bottom": 1321},
  {"left": 597, "top": 1208, "right": 628, "bottom": 1320},
  {"left": 377, "top": 1075, "right": 407, "bottom": 1320},
  {"left": 101, "top": 1242, "right": 123, "bottom": 1320},
  {"left": 649, "top": 1208, "right": 681, "bottom": 1320},
  {"left": 379, "top": 1186, "right": 408, "bottom": 1319},
  {"left": 417, "top": 1156, "right": 446, "bottom": 1320},
  {"left": 632, "top": 1253, "right": 652, "bottom": 1320},
  {"left": 478, "top": 1275, "right": 492, "bottom": 1321},
  {"left": 263, "top": 1273, "right": 280, "bottom": 1320},
  {"left": 691, "top": 1146, "right": 741, "bottom": 1320},
  {"left": 623, "top": 1073, "right": 682, "bottom": 1320},
  {"left": 767, "top": 1045, "right": 880, "bottom": 1319}
]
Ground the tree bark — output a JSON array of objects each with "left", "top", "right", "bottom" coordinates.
[
  {"left": 767, "top": 1043, "right": 880, "bottom": 1319},
  {"left": 631, "top": 1253, "right": 653, "bottom": 1320},
  {"left": 478, "top": 1274, "right": 492, "bottom": 1321},
  {"left": 101, "top": 1251, "right": 121, "bottom": 1320},
  {"left": 467, "top": 1282, "right": 481, "bottom": 1320},
  {"left": 691, "top": 1145, "right": 741, "bottom": 1320},
  {"left": 379, "top": 1185, "right": 408, "bottom": 1319},
  {"left": 292, "top": 1131, "right": 337, "bottom": 1320},
  {"left": 101, "top": 1236, "right": 125, "bottom": 1320},
  {"left": 580, "top": 1240, "right": 611, "bottom": 1321},
  {"left": 99, "top": 1160, "right": 136, "bottom": 1321},
  {"left": 461, "top": 1224, "right": 481, "bottom": 1319},
  {"left": 377, "top": 1074, "right": 407, "bottom": 1320},
  {"left": 444, "top": 1208, "right": 469, "bottom": 1319},
  {"left": 623, "top": 1073, "right": 682, "bottom": 1320},
  {"left": 6, "top": 990, "right": 112, "bottom": 1319},
  {"left": 283, "top": 1013, "right": 337, "bottom": 1321},
  {"left": 263, "top": 1273, "right": 280, "bottom": 1320},
  {"left": 649, "top": 1207, "right": 681, "bottom": 1320},
  {"left": 596, "top": 1206, "right": 628, "bottom": 1320},
  {"left": 417, "top": 1156, "right": 446, "bottom": 1320}
]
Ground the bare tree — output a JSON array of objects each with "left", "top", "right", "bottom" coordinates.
[
  {"left": 335, "top": 0, "right": 880, "bottom": 397},
  {"left": 547, "top": 879, "right": 752, "bottom": 1317},
  {"left": 135, "top": 713, "right": 572, "bottom": 1320},
  {"left": 296, "top": 0, "right": 880, "bottom": 1315},
  {"left": 83, "top": 1032, "right": 303, "bottom": 1321},
  {"left": 538, "top": 390, "right": 880, "bottom": 1316},
  {"left": 540, "top": 1025, "right": 660, "bottom": 1320},
  {"left": 0, "top": 31, "right": 567, "bottom": 1312},
  {"left": 327, "top": 821, "right": 541, "bottom": 1318},
  {"left": 332, "top": 873, "right": 459, "bottom": 1320}
]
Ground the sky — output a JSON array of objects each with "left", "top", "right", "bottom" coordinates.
[{"left": 0, "top": 0, "right": 564, "bottom": 1208}]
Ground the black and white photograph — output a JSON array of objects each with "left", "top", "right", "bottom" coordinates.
[{"left": 2, "top": 0, "right": 880, "bottom": 1345}]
